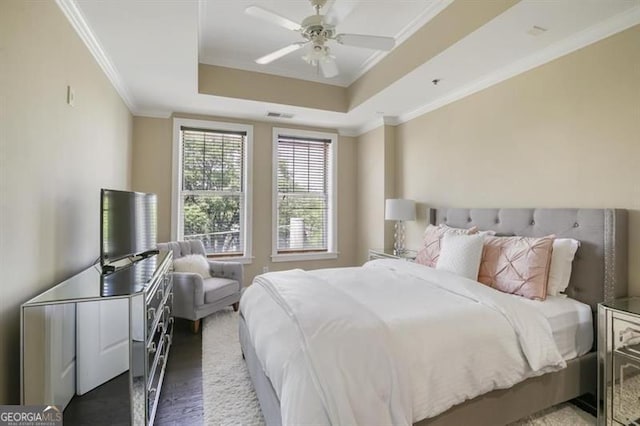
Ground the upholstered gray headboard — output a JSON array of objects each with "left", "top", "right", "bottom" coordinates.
[{"left": 429, "top": 208, "right": 628, "bottom": 310}]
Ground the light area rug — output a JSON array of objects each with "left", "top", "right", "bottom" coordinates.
[{"left": 202, "top": 309, "right": 596, "bottom": 426}]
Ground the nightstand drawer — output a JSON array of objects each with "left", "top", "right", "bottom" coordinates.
[
  {"left": 368, "top": 248, "right": 417, "bottom": 262},
  {"left": 613, "top": 315, "right": 640, "bottom": 357},
  {"left": 611, "top": 351, "right": 640, "bottom": 425}
]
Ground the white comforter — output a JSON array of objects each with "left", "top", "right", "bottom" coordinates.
[{"left": 240, "top": 259, "right": 566, "bottom": 425}]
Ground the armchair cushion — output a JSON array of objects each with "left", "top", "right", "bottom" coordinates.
[
  {"left": 173, "top": 254, "right": 211, "bottom": 278},
  {"left": 203, "top": 278, "right": 240, "bottom": 304},
  {"left": 209, "top": 261, "right": 244, "bottom": 286}
]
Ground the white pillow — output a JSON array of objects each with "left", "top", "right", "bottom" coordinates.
[
  {"left": 436, "top": 233, "right": 485, "bottom": 280},
  {"left": 547, "top": 238, "right": 580, "bottom": 296},
  {"left": 173, "top": 254, "right": 211, "bottom": 278}
]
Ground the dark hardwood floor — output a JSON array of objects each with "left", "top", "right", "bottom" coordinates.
[
  {"left": 63, "top": 318, "right": 204, "bottom": 425},
  {"left": 155, "top": 318, "right": 204, "bottom": 425}
]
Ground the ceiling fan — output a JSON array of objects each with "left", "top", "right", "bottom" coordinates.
[{"left": 245, "top": 0, "right": 396, "bottom": 78}]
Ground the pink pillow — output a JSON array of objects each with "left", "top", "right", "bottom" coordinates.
[
  {"left": 478, "top": 235, "right": 555, "bottom": 300},
  {"left": 414, "top": 224, "right": 478, "bottom": 268}
]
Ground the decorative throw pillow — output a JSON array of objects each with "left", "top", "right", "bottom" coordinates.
[
  {"left": 478, "top": 235, "right": 555, "bottom": 300},
  {"left": 414, "top": 224, "right": 478, "bottom": 268},
  {"left": 173, "top": 254, "right": 211, "bottom": 278},
  {"left": 436, "top": 233, "right": 485, "bottom": 280},
  {"left": 547, "top": 238, "right": 580, "bottom": 296}
]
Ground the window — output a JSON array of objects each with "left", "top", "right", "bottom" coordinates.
[
  {"left": 172, "top": 119, "right": 252, "bottom": 262},
  {"left": 272, "top": 128, "right": 337, "bottom": 262}
]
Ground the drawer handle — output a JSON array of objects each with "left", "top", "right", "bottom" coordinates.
[
  {"left": 147, "top": 307, "right": 155, "bottom": 320},
  {"left": 149, "top": 341, "right": 156, "bottom": 354},
  {"left": 620, "top": 327, "right": 640, "bottom": 345}
]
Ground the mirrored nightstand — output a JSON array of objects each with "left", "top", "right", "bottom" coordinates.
[
  {"left": 598, "top": 297, "right": 640, "bottom": 426},
  {"left": 368, "top": 248, "right": 417, "bottom": 262}
]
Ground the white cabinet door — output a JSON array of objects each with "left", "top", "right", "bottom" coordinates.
[
  {"left": 38, "top": 304, "right": 76, "bottom": 408},
  {"left": 76, "top": 299, "right": 129, "bottom": 395}
]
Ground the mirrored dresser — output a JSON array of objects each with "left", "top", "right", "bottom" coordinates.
[
  {"left": 21, "top": 250, "right": 173, "bottom": 425},
  {"left": 598, "top": 298, "right": 640, "bottom": 426}
]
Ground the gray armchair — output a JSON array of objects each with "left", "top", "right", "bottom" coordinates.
[{"left": 157, "top": 240, "right": 243, "bottom": 332}]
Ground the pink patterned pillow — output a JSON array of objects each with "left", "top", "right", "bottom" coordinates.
[
  {"left": 478, "top": 235, "right": 555, "bottom": 300},
  {"left": 414, "top": 224, "right": 478, "bottom": 268}
]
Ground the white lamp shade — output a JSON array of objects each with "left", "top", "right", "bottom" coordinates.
[{"left": 385, "top": 199, "right": 416, "bottom": 221}]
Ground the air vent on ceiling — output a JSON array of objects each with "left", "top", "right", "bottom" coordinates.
[{"left": 267, "top": 112, "right": 294, "bottom": 119}]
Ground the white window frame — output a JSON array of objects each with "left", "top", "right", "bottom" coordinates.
[
  {"left": 172, "top": 118, "right": 253, "bottom": 264},
  {"left": 271, "top": 127, "right": 338, "bottom": 262}
]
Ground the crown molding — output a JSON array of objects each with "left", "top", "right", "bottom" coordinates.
[
  {"left": 133, "top": 110, "right": 173, "bottom": 119},
  {"left": 197, "top": 0, "right": 207, "bottom": 62},
  {"left": 337, "top": 128, "right": 359, "bottom": 137},
  {"left": 396, "top": 5, "right": 640, "bottom": 125},
  {"left": 345, "top": 0, "right": 455, "bottom": 86},
  {"left": 55, "top": 0, "right": 136, "bottom": 112}
]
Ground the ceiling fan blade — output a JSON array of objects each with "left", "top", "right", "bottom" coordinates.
[
  {"left": 320, "top": 57, "right": 339, "bottom": 78},
  {"left": 336, "top": 33, "right": 395, "bottom": 51},
  {"left": 256, "top": 43, "right": 307, "bottom": 65},
  {"left": 245, "top": 5, "right": 301, "bottom": 32},
  {"left": 323, "top": 0, "right": 356, "bottom": 26}
]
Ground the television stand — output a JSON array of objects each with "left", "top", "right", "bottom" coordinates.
[{"left": 21, "top": 250, "right": 174, "bottom": 426}]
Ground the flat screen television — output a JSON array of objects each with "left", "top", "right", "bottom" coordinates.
[{"left": 100, "top": 189, "right": 158, "bottom": 267}]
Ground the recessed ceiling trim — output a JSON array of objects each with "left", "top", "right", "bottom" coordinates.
[
  {"left": 352, "top": 4, "right": 640, "bottom": 137},
  {"left": 345, "top": 0, "right": 455, "bottom": 86},
  {"left": 198, "top": 54, "right": 349, "bottom": 87},
  {"left": 55, "top": 0, "right": 136, "bottom": 112}
]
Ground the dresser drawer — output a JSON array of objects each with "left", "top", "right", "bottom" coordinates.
[
  {"left": 147, "top": 327, "right": 170, "bottom": 424},
  {"left": 147, "top": 323, "right": 164, "bottom": 382}
]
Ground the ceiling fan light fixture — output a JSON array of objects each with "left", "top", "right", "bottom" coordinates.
[
  {"left": 256, "top": 42, "right": 306, "bottom": 64},
  {"left": 246, "top": 0, "right": 396, "bottom": 78}
]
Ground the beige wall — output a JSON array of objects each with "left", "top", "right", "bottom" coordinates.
[
  {"left": 356, "top": 127, "right": 385, "bottom": 263},
  {"left": 392, "top": 25, "right": 640, "bottom": 295},
  {"left": 0, "top": 0, "right": 133, "bottom": 403},
  {"left": 131, "top": 114, "right": 358, "bottom": 285},
  {"left": 199, "top": 64, "right": 348, "bottom": 113},
  {"left": 356, "top": 125, "right": 399, "bottom": 263},
  {"left": 132, "top": 117, "right": 173, "bottom": 243}
]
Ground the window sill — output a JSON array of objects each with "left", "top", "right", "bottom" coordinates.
[
  {"left": 206, "top": 255, "right": 254, "bottom": 265},
  {"left": 270, "top": 252, "right": 339, "bottom": 263}
]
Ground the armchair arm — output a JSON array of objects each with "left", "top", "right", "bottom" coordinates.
[
  {"left": 208, "top": 261, "right": 244, "bottom": 287},
  {"left": 171, "top": 272, "right": 205, "bottom": 319}
]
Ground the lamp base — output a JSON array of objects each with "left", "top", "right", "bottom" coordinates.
[{"left": 393, "top": 221, "right": 406, "bottom": 256}]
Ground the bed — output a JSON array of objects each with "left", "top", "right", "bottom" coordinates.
[{"left": 239, "top": 208, "right": 628, "bottom": 426}]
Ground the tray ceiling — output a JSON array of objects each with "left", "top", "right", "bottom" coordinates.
[
  {"left": 70, "top": 0, "right": 640, "bottom": 134},
  {"left": 198, "top": 0, "right": 440, "bottom": 86}
]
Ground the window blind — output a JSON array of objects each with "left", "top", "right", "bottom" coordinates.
[
  {"left": 180, "top": 127, "right": 246, "bottom": 256},
  {"left": 276, "top": 135, "right": 331, "bottom": 253},
  {"left": 181, "top": 128, "right": 245, "bottom": 192}
]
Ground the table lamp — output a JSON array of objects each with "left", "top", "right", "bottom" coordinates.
[{"left": 385, "top": 199, "right": 416, "bottom": 255}]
